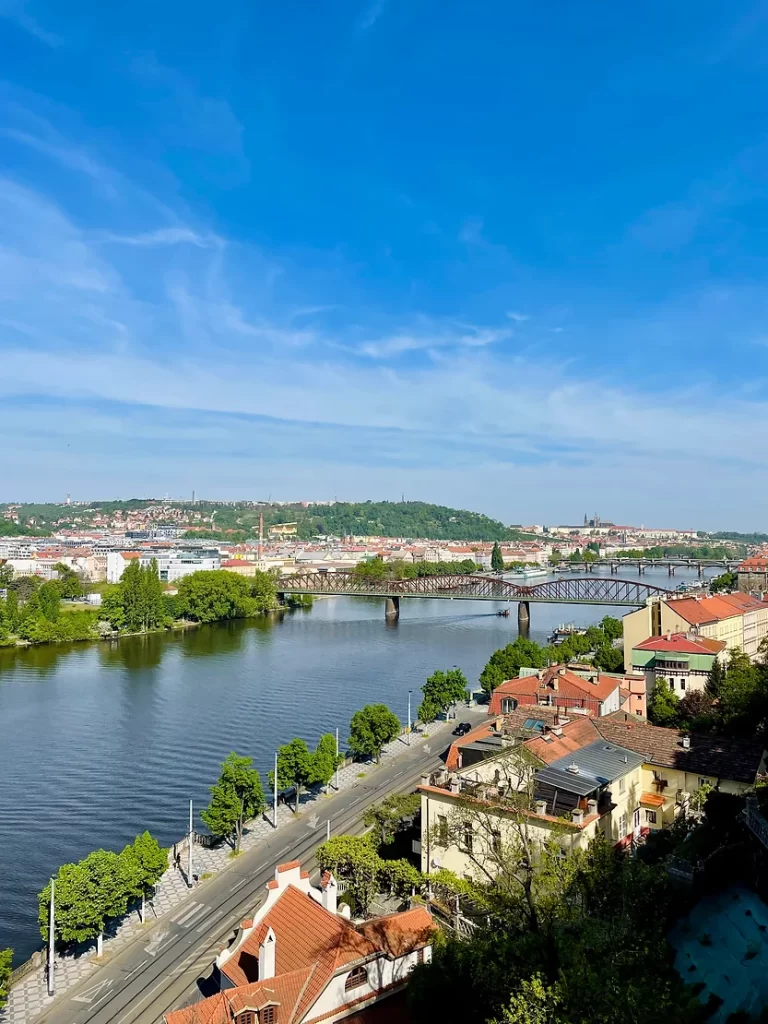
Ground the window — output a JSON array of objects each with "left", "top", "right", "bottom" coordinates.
[
  {"left": 236, "top": 1013, "right": 255, "bottom": 1024},
  {"left": 437, "top": 815, "right": 448, "bottom": 847},
  {"left": 417, "top": 947, "right": 425, "bottom": 965},
  {"left": 680, "top": 679, "right": 686, "bottom": 690},
  {"left": 698, "top": 777, "right": 708, "bottom": 789},
  {"left": 345, "top": 967, "right": 368, "bottom": 992},
  {"left": 645, "top": 810, "right": 657, "bottom": 825},
  {"left": 619, "top": 777, "right": 626, "bottom": 794},
  {"left": 461, "top": 824, "right": 473, "bottom": 854},
  {"left": 491, "top": 830, "right": 502, "bottom": 855},
  {"left": 618, "top": 813, "right": 627, "bottom": 838},
  {"left": 262, "top": 1008, "right": 277, "bottom": 1024}
]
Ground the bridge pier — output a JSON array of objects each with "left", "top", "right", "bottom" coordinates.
[
  {"left": 668, "top": 565, "right": 675, "bottom": 576},
  {"left": 638, "top": 563, "right": 645, "bottom": 575},
  {"left": 698, "top": 564, "right": 703, "bottom": 578},
  {"left": 385, "top": 596, "right": 400, "bottom": 621},
  {"left": 518, "top": 601, "right": 530, "bottom": 631},
  {"left": 611, "top": 562, "right": 618, "bottom": 574}
]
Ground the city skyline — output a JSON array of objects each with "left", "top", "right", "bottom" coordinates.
[{"left": 2, "top": 3, "right": 768, "bottom": 527}]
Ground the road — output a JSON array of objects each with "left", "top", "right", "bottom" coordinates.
[{"left": 38, "top": 718, "right": 478, "bottom": 1024}]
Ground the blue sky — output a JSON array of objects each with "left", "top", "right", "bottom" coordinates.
[{"left": 1, "top": 1, "right": 768, "bottom": 527}]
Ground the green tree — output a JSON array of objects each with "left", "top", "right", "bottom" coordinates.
[
  {"left": 270, "top": 738, "right": 316, "bottom": 811},
  {"left": 592, "top": 644, "right": 624, "bottom": 672},
  {"left": 599, "top": 616, "right": 622, "bottom": 642},
  {"left": 363, "top": 792, "right": 420, "bottom": 846},
  {"left": 648, "top": 678, "right": 679, "bottom": 726},
  {"left": 0, "top": 947, "right": 11, "bottom": 1011},
  {"left": 120, "top": 559, "right": 146, "bottom": 632},
  {"left": 120, "top": 832, "right": 168, "bottom": 923},
  {"left": 37, "top": 581, "right": 62, "bottom": 622},
  {"left": 417, "top": 668, "right": 469, "bottom": 724},
  {"left": 39, "top": 850, "right": 131, "bottom": 957},
  {"left": 489, "top": 975, "right": 561, "bottom": 1024},
  {"left": 491, "top": 542, "right": 504, "bottom": 572},
  {"left": 201, "top": 752, "right": 266, "bottom": 852},
  {"left": 706, "top": 658, "right": 725, "bottom": 699},
  {"left": 710, "top": 570, "right": 737, "bottom": 593},
  {"left": 348, "top": 704, "right": 400, "bottom": 762},
  {"left": 0, "top": 563, "right": 13, "bottom": 587},
  {"left": 175, "top": 570, "right": 272, "bottom": 622},
  {"left": 316, "top": 834, "right": 382, "bottom": 915},
  {"left": 312, "top": 733, "right": 342, "bottom": 788},
  {"left": 141, "top": 560, "right": 166, "bottom": 630},
  {"left": 52, "top": 563, "right": 84, "bottom": 599},
  {"left": 479, "top": 638, "right": 548, "bottom": 695}
]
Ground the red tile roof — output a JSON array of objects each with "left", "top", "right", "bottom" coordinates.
[
  {"left": 356, "top": 907, "right": 434, "bottom": 959},
  {"left": 525, "top": 716, "right": 601, "bottom": 764},
  {"left": 594, "top": 712, "right": 765, "bottom": 784},
  {"left": 665, "top": 593, "right": 765, "bottom": 625},
  {"left": 633, "top": 633, "right": 726, "bottom": 655},
  {"left": 165, "top": 968, "right": 312, "bottom": 1024},
  {"left": 488, "top": 666, "right": 620, "bottom": 715}
]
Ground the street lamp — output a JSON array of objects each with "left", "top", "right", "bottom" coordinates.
[{"left": 408, "top": 690, "right": 412, "bottom": 745}]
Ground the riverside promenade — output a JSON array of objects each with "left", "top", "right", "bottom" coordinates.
[{"left": 1, "top": 708, "right": 485, "bottom": 1024}]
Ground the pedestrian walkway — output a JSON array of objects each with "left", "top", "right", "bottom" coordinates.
[{"left": 1, "top": 708, "right": 485, "bottom": 1024}]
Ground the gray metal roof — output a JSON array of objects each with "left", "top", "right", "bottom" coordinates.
[{"left": 535, "top": 740, "right": 645, "bottom": 797}]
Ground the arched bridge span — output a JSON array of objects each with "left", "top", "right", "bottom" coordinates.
[{"left": 277, "top": 571, "right": 672, "bottom": 622}]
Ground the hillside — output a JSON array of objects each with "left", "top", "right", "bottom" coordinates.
[{"left": 0, "top": 500, "right": 530, "bottom": 542}]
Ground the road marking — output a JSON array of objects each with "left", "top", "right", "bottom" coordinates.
[
  {"left": 229, "top": 877, "right": 249, "bottom": 893},
  {"left": 73, "top": 978, "right": 114, "bottom": 1004},
  {"left": 123, "top": 958, "right": 149, "bottom": 980},
  {"left": 307, "top": 812, "right": 319, "bottom": 830},
  {"left": 173, "top": 902, "right": 207, "bottom": 927},
  {"left": 195, "top": 908, "right": 224, "bottom": 933},
  {"left": 145, "top": 929, "right": 175, "bottom": 957}
]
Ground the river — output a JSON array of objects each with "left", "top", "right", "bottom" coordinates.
[{"left": 0, "top": 565, "right": 716, "bottom": 961}]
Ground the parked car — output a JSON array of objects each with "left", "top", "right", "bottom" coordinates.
[{"left": 452, "top": 722, "right": 472, "bottom": 736}]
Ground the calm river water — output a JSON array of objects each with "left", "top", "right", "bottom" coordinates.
[{"left": 0, "top": 567, "right": 715, "bottom": 961}]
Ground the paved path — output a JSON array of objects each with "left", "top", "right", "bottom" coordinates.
[{"left": 3, "top": 708, "right": 485, "bottom": 1024}]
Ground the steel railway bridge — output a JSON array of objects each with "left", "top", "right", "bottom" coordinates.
[{"left": 277, "top": 570, "right": 673, "bottom": 627}]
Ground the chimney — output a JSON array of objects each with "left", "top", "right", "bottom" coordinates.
[
  {"left": 681, "top": 735, "right": 691, "bottom": 749},
  {"left": 258, "top": 926, "right": 276, "bottom": 980},
  {"left": 534, "top": 799, "right": 548, "bottom": 816},
  {"left": 587, "top": 798, "right": 598, "bottom": 817},
  {"left": 449, "top": 776, "right": 461, "bottom": 794},
  {"left": 551, "top": 676, "right": 558, "bottom": 691},
  {"left": 558, "top": 666, "right": 566, "bottom": 676},
  {"left": 572, "top": 808, "right": 584, "bottom": 825},
  {"left": 321, "top": 871, "right": 338, "bottom": 914}
]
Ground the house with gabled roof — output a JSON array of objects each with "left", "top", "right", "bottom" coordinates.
[{"left": 164, "top": 861, "right": 434, "bottom": 1024}]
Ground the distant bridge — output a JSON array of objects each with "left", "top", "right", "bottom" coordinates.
[
  {"left": 277, "top": 571, "right": 674, "bottom": 625},
  {"left": 562, "top": 558, "right": 739, "bottom": 576}
]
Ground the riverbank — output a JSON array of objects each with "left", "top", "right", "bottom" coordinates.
[{"left": 0, "top": 707, "right": 485, "bottom": 1024}]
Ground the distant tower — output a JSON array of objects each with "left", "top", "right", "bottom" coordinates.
[
  {"left": 258, "top": 512, "right": 264, "bottom": 561},
  {"left": 583, "top": 513, "right": 588, "bottom": 526},
  {"left": 192, "top": 490, "right": 196, "bottom": 505},
  {"left": 66, "top": 493, "right": 71, "bottom": 506}
]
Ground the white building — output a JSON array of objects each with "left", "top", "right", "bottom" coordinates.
[{"left": 164, "top": 860, "right": 434, "bottom": 1024}]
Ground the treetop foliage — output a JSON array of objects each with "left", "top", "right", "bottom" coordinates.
[
  {"left": 417, "top": 668, "right": 469, "bottom": 724},
  {"left": 348, "top": 704, "right": 401, "bottom": 761}
]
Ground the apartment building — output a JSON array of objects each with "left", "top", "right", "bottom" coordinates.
[
  {"left": 623, "top": 593, "right": 768, "bottom": 665},
  {"left": 419, "top": 708, "right": 764, "bottom": 883},
  {"left": 630, "top": 633, "right": 726, "bottom": 696},
  {"left": 487, "top": 664, "right": 645, "bottom": 718}
]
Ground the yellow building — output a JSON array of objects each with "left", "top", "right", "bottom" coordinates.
[
  {"left": 623, "top": 593, "right": 768, "bottom": 667},
  {"left": 419, "top": 709, "right": 764, "bottom": 883}
]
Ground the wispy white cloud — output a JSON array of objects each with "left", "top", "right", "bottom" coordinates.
[
  {"left": 359, "top": 0, "right": 388, "bottom": 31},
  {"left": 506, "top": 311, "right": 531, "bottom": 323},
  {"left": 0, "top": 0, "right": 60, "bottom": 46},
  {"left": 103, "top": 227, "right": 224, "bottom": 249}
]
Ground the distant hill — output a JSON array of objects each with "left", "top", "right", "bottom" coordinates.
[{"left": 0, "top": 499, "right": 532, "bottom": 542}]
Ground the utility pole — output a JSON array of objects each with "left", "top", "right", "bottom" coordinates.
[
  {"left": 188, "top": 799, "right": 194, "bottom": 888},
  {"left": 335, "top": 727, "right": 340, "bottom": 790},
  {"left": 273, "top": 752, "right": 278, "bottom": 828},
  {"left": 47, "top": 877, "right": 55, "bottom": 997},
  {"left": 408, "top": 690, "right": 412, "bottom": 745}
]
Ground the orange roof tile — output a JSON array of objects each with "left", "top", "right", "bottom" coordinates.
[
  {"left": 525, "top": 717, "right": 600, "bottom": 764},
  {"left": 164, "top": 968, "right": 312, "bottom": 1024},
  {"left": 355, "top": 907, "right": 434, "bottom": 958},
  {"left": 634, "top": 633, "right": 726, "bottom": 655}
]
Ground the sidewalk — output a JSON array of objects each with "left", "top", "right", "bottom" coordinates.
[{"left": 1, "top": 707, "right": 486, "bottom": 1024}]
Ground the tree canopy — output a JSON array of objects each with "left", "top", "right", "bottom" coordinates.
[
  {"left": 348, "top": 704, "right": 401, "bottom": 761},
  {"left": 175, "top": 569, "right": 276, "bottom": 622},
  {"left": 201, "top": 752, "right": 266, "bottom": 852},
  {"left": 0, "top": 948, "right": 11, "bottom": 1011},
  {"left": 417, "top": 668, "right": 469, "bottom": 724},
  {"left": 362, "top": 792, "right": 421, "bottom": 846},
  {"left": 491, "top": 542, "right": 504, "bottom": 572},
  {"left": 269, "top": 738, "right": 316, "bottom": 811}
]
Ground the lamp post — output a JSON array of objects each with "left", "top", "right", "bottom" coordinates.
[
  {"left": 188, "top": 799, "right": 194, "bottom": 888},
  {"left": 407, "top": 690, "right": 412, "bottom": 745},
  {"left": 273, "top": 751, "right": 279, "bottom": 828},
  {"left": 47, "top": 877, "right": 55, "bottom": 997}
]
